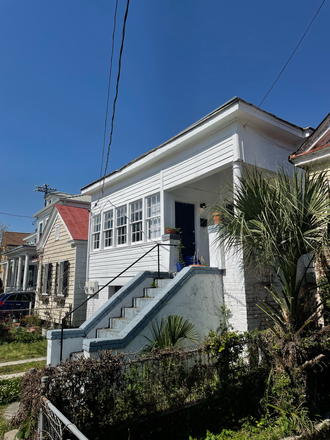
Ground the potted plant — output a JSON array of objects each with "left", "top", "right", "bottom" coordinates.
[
  {"left": 212, "top": 212, "right": 222, "bottom": 224},
  {"left": 165, "top": 226, "right": 181, "bottom": 234}
]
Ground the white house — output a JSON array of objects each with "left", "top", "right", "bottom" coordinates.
[{"left": 47, "top": 97, "right": 312, "bottom": 365}]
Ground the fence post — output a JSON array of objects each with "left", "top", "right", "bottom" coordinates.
[{"left": 39, "top": 376, "right": 48, "bottom": 440}]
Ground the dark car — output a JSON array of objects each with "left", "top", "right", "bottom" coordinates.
[{"left": 0, "top": 292, "right": 35, "bottom": 320}]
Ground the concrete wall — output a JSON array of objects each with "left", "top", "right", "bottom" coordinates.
[{"left": 47, "top": 267, "right": 224, "bottom": 365}]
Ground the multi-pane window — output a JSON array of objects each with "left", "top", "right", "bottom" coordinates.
[
  {"left": 116, "top": 206, "right": 127, "bottom": 245},
  {"left": 104, "top": 210, "right": 113, "bottom": 247},
  {"left": 146, "top": 194, "right": 161, "bottom": 239},
  {"left": 93, "top": 214, "right": 101, "bottom": 250},
  {"left": 42, "top": 263, "right": 53, "bottom": 294},
  {"left": 130, "top": 200, "right": 142, "bottom": 242},
  {"left": 57, "top": 260, "right": 69, "bottom": 296}
]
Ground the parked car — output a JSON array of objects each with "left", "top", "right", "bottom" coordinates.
[{"left": 0, "top": 292, "right": 35, "bottom": 320}]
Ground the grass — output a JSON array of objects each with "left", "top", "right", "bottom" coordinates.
[
  {"left": 0, "top": 404, "right": 10, "bottom": 440},
  {"left": 0, "top": 340, "right": 47, "bottom": 363},
  {"left": 0, "top": 360, "right": 46, "bottom": 375}
]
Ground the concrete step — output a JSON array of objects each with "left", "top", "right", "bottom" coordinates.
[
  {"left": 143, "top": 287, "right": 162, "bottom": 298},
  {"left": 122, "top": 306, "right": 142, "bottom": 319},
  {"left": 155, "top": 278, "right": 172, "bottom": 288},
  {"left": 110, "top": 317, "right": 132, "bottom": 330},
  {"left": 96, "top": 328, "right": 121, "bottom": 338},
  {"left": 133, "top": 296, "right": 154, "bottom": 308}
]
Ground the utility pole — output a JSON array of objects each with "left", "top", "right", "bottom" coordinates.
[{"left": 34, "top": 184, "right": 57, "bottom": 207}]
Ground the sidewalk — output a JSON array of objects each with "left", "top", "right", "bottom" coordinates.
[
  {"left": 0, "top": 357, "right": 46, "bottom": 368},
  {"left": 0, "top": 357, "right": 47, "bottom": 380}
]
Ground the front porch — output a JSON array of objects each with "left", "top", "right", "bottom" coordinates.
[{"left": 3, "top": 246, "right": 39, "bottom": 294}]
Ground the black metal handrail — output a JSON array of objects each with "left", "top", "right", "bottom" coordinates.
[{"left": 60, "top": 242, "right": 177, "bottom": 361}]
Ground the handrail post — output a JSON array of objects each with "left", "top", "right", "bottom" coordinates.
[
  {"left": 60, "top": 317, "right": 64, "bottom": 362},
  {"left": 59, "top": 242, "right": 178, "bottom": 362}
]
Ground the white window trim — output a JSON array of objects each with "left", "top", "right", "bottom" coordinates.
[
  {"left": 103, "top": 209, "right": 114, "bottom": 249},
  {"left": 116, "top": 205, "right": 127, "bottom": 246},
  {"left": 92, "top": 214, "right": 101, "bottom": 251},
  {"left": 146, "top": 193, "right": 161, "bottom": 240},
  {"left": 130, "top": 199, "right": 143, "bottom": 244}
]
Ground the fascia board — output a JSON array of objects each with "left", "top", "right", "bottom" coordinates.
[
  {"left": 82, "top": 103, "right": 240, "bottom": 195},
  {"left": 36, "top": 210, "right": 58, "bottom": 252},
  {"left": 291, "top": 145, "right": 330, "bottom": 167},
  {"left": 304, "top": 126, "right": 330, "bottom": 154},
  {"left": 57, "top": 212, "right": 73, "bottom": 241},
  {"left": 238, "top": 102, "right": 306, "bottom": 138}
]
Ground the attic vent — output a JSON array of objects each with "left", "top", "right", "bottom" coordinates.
[{"left": 55, "top": 225, "right": 60, "bottom": 241}]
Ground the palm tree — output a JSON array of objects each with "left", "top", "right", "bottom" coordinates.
[
  {"left": 216, "top": 166, "right": 330, "bottom": 337},
  {"left": 143, "top": 315, "right": 198, "bottom": 352}
]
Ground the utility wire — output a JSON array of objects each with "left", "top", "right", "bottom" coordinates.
[
  {"left": 100, "top": 0, "right": 119, "bottom": 180},
  {"left": 0, "top": 212, "right": 34, "bottom": 219},
  {"left": 100, "top": 0, "right": 130, "bottom": 196},
  {"left": 244, "top": 0, "right": 326, "bottom": 128}
]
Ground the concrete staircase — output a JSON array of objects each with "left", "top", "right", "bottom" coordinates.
[
  {"left": 48, "top": 267, "right": 224, "bottom": 366},
  {"left": 95, "top": 279, "right": 172, "bottom": 340}
]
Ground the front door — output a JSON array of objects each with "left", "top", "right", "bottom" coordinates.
[{"left": 175, "top": 202, "right": 195, "bottom": 259}]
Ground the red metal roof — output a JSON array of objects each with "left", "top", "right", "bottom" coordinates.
[{"left": 55, "top": 205, "right": 89, "bottom": 240}]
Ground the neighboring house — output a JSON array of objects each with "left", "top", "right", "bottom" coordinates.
[
  {"left": 36, "top": 204, "right": 89, "bottom": 327},
  {"left": 48, "top": 97, "right": 312, "bottom": 365},
  {"left": 290, "top": 112, "right": 330, "bottom": 280},
  {"left": 0, "top": 232, "right": 34, "bottom": 292},
  {"left": 1, "top": 192, "right": 91, "bottom": 311}
]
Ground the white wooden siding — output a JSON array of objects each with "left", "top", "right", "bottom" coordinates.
[
  {"left": 163, "top": 134, "right": 234, "bottom": 190},
  {"left": 88, "top": 242, "right": 162, "bottom": 285},
  {"left": 96, "top": 173, "right": 160, "bottom": 210}
]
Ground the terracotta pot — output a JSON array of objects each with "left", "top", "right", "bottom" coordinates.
[
  {"left": 212, "top": 212, "right": 222, "bottom": 224},
  {"left": 165, "top": 228, "right": 178, "bottom": 234}
]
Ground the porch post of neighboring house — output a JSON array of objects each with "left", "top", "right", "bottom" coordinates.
[
  {"left": 16, "top": 256, "right": 23, "bottom": 289},
  {"left": 4, "top": 260, "right": 10, "bottom": 288},
  {"left": 23, "top": 254, "right": 30, "bottom": 291},
  {"left": 10, "top": 259, "right": 17, "bottom": 288}
]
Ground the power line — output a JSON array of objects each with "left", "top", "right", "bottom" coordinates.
[
  {"left": 0, "top": 212, "right": 34, "bottom": 219},
  {"left": 100, "top": 0, "right": 119, "bottom": 180},
  {"left": 101, "top": 0, "right": 130, "bottom": 196},
  {"left": 244, "top": 0, "right": 326, "bottom": 129}
]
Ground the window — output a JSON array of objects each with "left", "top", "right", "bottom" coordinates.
[
  {"left": 92, "top": 214, "right": 101, "bottom": 250},
  {"left": 146, "top": 194, "right": 161, "bottom": 239},
  {"left": 42, "top": 263, "right": 53, "bottom": 294},
  {"left": 55, "top": 225, "right": 60, "bottom": 241},
  {"left": 130, "top": 200, "right": 142, "bottom": 242},
  {"left": 103, "top": 210, "right": 113, "bottom": 247},
  {"left": 116, "top": 206, "right": 127, "bottom": 245},
  {"left": 38, "top": 222, "right": 43, "bottom": 239},
  {"left": 57, "top": 260, "right": 69, "bottom": 296}
]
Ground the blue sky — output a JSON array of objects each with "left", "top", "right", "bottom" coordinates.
[{"left": 1, "top": 0, "right": 329, "bottom": 232}]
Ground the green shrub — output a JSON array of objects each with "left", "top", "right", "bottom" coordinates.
[
  {"left": 9, "top": 327, "right": 44, "bottom": 344},
  {"left": 0, "top": 377, "right": 21, "bottom": 405}
]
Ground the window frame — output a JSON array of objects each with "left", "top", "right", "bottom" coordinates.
[
  {"left": 92, "top": 214, "right": 101, "bottom": 250},
  {"left": 116, "top": 205, "right": 127, "bottom": 246},
  {"left": 103, "top": 210, "right": 114, "bottom": 248},
  {"left": 130, "top": 199, "right": 143, "bottom": 244},
  {"left": 146, "top": 193, "right": 161, "bottom": 240}
]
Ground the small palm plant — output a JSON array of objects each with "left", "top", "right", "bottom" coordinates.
[
  {"left": 143, "top": 315, "right": 198, "bottom": 352},
  {"left": 215, "top": 166, "right": 330, "bottom": 337}
]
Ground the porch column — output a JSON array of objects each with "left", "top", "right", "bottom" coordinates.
[
  {"left": 4, "top": 260, "right": 11, "bottom": 288},
  {"left": 16, "top": 256, "right": 23, "bottom": 289},
  {"left": 23, "top": 254, "right": 30, "bottom": 291},
  {"left": 10, "top": 259, "right": 17, "bottom": 287}
]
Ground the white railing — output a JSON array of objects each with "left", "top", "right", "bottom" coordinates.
[{"left": 39, "top": 396, "right": 89, "bottom": 440}]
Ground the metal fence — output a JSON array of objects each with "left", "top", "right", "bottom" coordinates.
[{"left": 39, "top": 396, "right": 89, "bottom": 440}]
